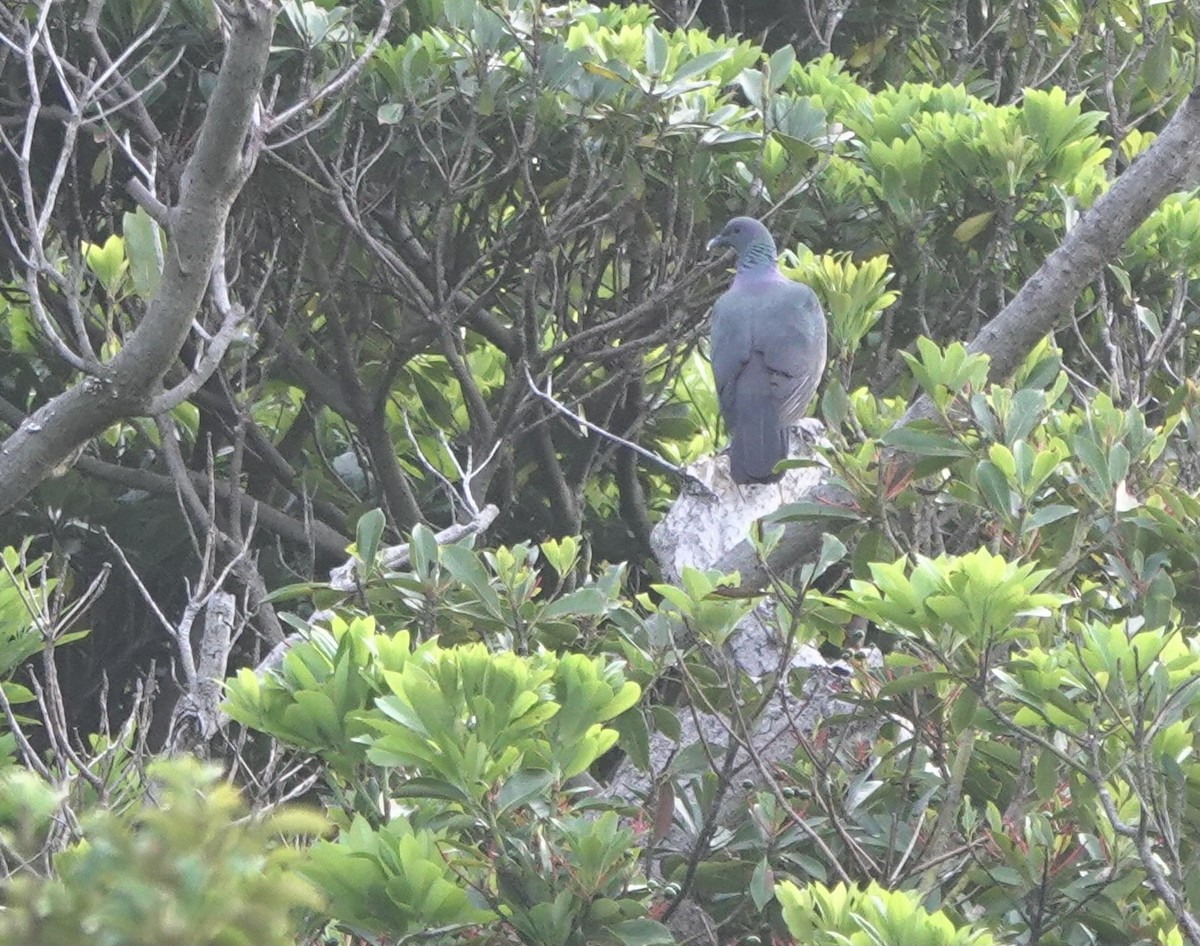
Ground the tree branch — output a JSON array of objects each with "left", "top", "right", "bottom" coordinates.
[
  {"left": 150, "top": 231, "right": 252, "bottom": 413},
  {"left": 524, "top": 366, "right": 692, "bottom": 480},
  {"left": 0, "top": 1, "right": 278, "bottom": 514},
  {"left": 74, "top": 454, "right": 349, "bottom": 560}
]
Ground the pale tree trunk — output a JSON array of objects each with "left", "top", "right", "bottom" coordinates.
[{"left": 0, "top": 1, "right": 278, "bottom": 512}]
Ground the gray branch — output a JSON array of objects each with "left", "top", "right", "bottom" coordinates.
[
  {"left": 0, "top": 1, "right": 278, "bottom": 514},
  {"left": 75, "top": 454, "right": 349, "bottom": 560}
]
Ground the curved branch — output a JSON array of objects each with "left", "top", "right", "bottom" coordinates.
[
  {"left": 0, "top": 1, "right": 278, "bottom": 514},
  {"left": 74, "top": 454, "right": 350, "bottom": 560}
]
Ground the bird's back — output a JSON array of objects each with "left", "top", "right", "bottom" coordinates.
[{"left": 711, "top": 275, "right": 827, "bottom": 483}]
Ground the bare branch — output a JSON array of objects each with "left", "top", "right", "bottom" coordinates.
[
  {"left": 524, "top": 365, "right": 692, "bottom": 481},
  {"left": 126, "top": 177, "right": 170, "bottom": 225},
  {"left": 149, "top": 230, "right": 267, "bottom": 414},
  {"left": 72, "top": 454, "right": 350, "bottom": 558}
]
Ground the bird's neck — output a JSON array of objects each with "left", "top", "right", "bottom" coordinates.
[
  {"left": 735, "top": 241, "right": 780, "bottom": 273},
  {"left": 733, "top": 259, "right": 785, "bottom": 286}
]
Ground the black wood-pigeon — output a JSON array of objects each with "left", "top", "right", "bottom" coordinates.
[{"left": 707, "top": 216, "right": 828, "bottom": 484}]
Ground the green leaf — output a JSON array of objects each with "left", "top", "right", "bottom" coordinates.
[
  {"left": 800, "top": 533, "right": 847, "bottom": 586},
  {"left": 876, "top": 671, "right": 952, "bottom": 697},
  {"left": 408, "top": 524, "right": 439, "bottom": 578},
  {"left": 735, "top": 67, "right": 764, "bottom": 108},
  {"left": 1004, "top": 389, "right": 1046, "bottom": 444},
  {"left": 750, "top": 856, "right": 775, "bottom": 909},
  {"left": 882, "top": 426, "right": 972, "bottom": 458},
  {"left": 439, "top": 543, "right": 503, "bottom": 617},
  {"left": 377, "top": 102, "right": 405, "bottom": 124},
  {"left": 1070, "top": 433, "right": 1112, "bottom": 496},
  {"left": 392, "top": 777, "right": 474, "bottom": 805},
  {"left": 83, "top": 234, "right": 127, "bottom": 294},
  {"left": 650, "top": 705, "right": 681, "bottom": 742},
  {"left": 975, "top": 461, "right": 1013, "bottom": 517},
  {"left": 949, "top": 687, "right": 979, "bottom": 733},
  {"left": 355, "top": 508, "right": 386, "bottom": 571},
  {"left": 611, "top": 918, "right": 676, "bottom": 946},
  {"left": 495, "top": 769, "right": 555, "bottom": 814},
  {"left": 671, "top": 48, "right": 733, "bottom": 83},
  {"left": 542, "top": 587, "right": 611, "bottom": 620},
  {"left": 768, "top": 501, "right": 863, "bottom": 524},
  {"left": 539, "top": 535, "right": 578, "bottom": 577},
  {"left": 767, "top": 44, "right": 795, "bottom": 93},
  {"left": 582, "top": 61, "right": 624, "bottom": 81},
  {"left": 611, "top": 708, "right": 651, "bottom": 771},
  {"left": 1022, "top": 504, "right": 1076, "bottom": 532},
  {"left": 821, "top": 379, "right": 850, "bottom": 428},
  {"left": 122, "top": 208, "right": 164, "bottom": 300},
  {"left": 952, "top": 211, "right": 993, "bottom": 243},
  {"left": 1144, "top": 570, "right": 1175, "bottom": 630},
  {"left": 644, "top": 26, "right": 667, "bottom": 76},
  {"left": 1033, "top": 749, "right": 1058, "bottom": 801},
  {"left": 1108, "top": 442, "right": 1130, "bottom": 486}
]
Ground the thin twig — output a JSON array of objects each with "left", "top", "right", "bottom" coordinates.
[{"left": 523, "top": 365, "right": 689, "bottom": 479}]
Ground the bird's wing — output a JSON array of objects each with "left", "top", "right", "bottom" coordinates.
[
  {"left": 710, "top": 290, "right": 752, "bottom": 414},
  {"left": 711, "top": 285, "right": 787, "bottom": 482},
  {"left": 753, "top": 281, "right": 828, "bottom": 424}
]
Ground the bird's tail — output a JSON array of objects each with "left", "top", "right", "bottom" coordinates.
[{"left": 730, "top": 395, "right": 786, "bottom": 484}]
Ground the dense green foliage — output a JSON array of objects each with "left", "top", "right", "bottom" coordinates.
[
  {"left": 0, "top": 760, "right": 324, "bottom": 946},
  {"left": 226, "top": 618, "right": 645, "bottom": 941},
  {"left": 2, "top": 0, "right": 1200, "bottom": 944}
]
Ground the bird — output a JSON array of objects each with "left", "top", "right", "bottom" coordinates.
[{"left": 706, "top": 216, "right": 827, "bottom": 484}]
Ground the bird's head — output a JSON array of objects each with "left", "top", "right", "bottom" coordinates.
[{"left": 706, "top": 216, "right": 777, "bottom": 269}]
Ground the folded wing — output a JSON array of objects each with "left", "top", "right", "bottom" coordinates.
[{"left": 711, "top": 280, "right": 827, "bottom": 484}]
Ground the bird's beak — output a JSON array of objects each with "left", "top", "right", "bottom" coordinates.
[{"left": 706, "top": 235, "right": 727, "bottom": 252}]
